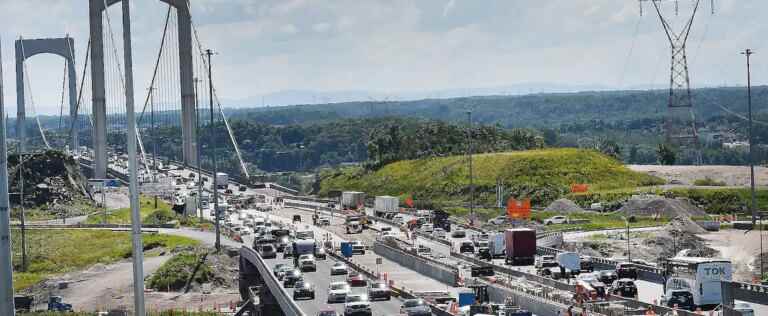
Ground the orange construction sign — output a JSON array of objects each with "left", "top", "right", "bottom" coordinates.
[
  {"left": 405, "top": 196, "right": 414, "bottom": 208},
  {"left": 506, "top": 198, "right": 531, "bottom": 219},
  {"left": 570, "top": 184, "right": 589, "bottom": 193}
]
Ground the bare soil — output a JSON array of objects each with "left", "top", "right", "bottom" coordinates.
[{"left": 629, "top": 164, "right": 768, "bottom": 187}]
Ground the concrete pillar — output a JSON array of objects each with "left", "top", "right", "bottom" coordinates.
[
  {"left": 15, "top": 41, "right": 26, "bottom": 153},
  {"left": 66, "top": 38, "right": 79, "bottom": 151},
  {"left": 89, "top": 0, "right": 108, "bottom": 178},
  {"left": 177, "top": 2, "right": 198, "bottom": 167}
]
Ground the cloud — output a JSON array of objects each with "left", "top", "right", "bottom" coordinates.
[{"left": 443, "top": 0, "right": 456, "bottom": 17}]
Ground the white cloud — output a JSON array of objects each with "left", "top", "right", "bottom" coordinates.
[{"left": 442, "top": 0, "right": 456, "bottom": 17}]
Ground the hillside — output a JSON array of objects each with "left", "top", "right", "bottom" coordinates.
[{"left": 318, "top": 148, "right": 663, "bottom": 207}]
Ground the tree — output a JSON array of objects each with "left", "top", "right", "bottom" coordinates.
[{"left": 656, "top": 143, "right": 677, "bottom": 165}]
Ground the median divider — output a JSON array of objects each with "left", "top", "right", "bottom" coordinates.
[
  {"left": 373, "top": 240, "right": 460, "bottom": 287},
  {"left": 239, "top": 246, "right": 305, "bottom": 316}
]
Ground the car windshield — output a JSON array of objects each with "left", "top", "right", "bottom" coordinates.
[
  {"left": 346, "top": 295, "right": 367, "bottom": 303},
  {"left": 621, "top": 281, "right": 635, "bottom": 287},
  {"left": 670, "top": 292, "right": 693, "bottom": 303},
  {"left": 330, "top": 283, "right": 349, "bottom": 291},
  {"left": 371, "top": 283, "right": 386, "bottom": 289},
  {"left": 334, "top": 263, "right": 345, "bottom": 268},
  {"left": 318, "top": 311, "right": 337, "bottom": 316},
  {"left": 404, "top": 300, "right": 424, "bottom": 308}
]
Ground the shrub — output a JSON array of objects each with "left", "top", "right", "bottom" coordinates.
[
  {"left": 693, "top": 177, "right": 726, "bottom": 186},
  {"left": 147, "top": 252, "right": 213, "bottom": 291}
]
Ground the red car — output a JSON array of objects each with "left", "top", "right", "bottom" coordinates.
[{"left": 346, "top": 271, "right": 367, "bottom": 287}]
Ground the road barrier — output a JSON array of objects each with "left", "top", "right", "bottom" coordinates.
[
  {"left": 373, "top": 240, "right": 460, "bottom": 286},
  {"left": 239, "top": 246, "right": 305, "bottom": 316}
]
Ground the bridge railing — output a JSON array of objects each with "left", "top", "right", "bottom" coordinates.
[{"left": 239, "top": 246, "right": 305, "bottom": 316}]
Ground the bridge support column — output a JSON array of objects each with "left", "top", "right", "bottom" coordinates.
[
  {"left": 89, "top": 0, "right": 109, "bottom": 179},
  {"left": 178, "top": 3, "right": 198, "bottom": 168}
]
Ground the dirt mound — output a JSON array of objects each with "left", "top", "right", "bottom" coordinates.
[
  {"left": 619, "top": 195, "right": 706, "bottom": 218},
  {"left": 667, "top": 216, "right": 707, "bottom": 234},
  {"left": 545, "top": 198, "right": 585, "bottom": 213}
]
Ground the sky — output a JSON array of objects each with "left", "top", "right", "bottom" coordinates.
[{"left": 0, "top": 0, "right": 767, "bottom": 115}]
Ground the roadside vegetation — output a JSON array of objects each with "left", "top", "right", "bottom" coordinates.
[
  {"left": 320, "top": 148, "right": 663, "bottom": 207},
  {"left": 11, "top": 229, "right": 198, "bottom": 291},
  {"left": 147, "top": 251, "right": 213, "bottom": 291},
  {"left": 85, "top": 196, "right": 173, "bottom": 225}
]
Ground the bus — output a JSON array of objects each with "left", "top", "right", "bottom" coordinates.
[{"left": 661, "top": 257, "right": 732, "bottom": 310}]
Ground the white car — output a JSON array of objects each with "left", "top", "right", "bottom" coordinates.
[
  {"left": 401, "top": 299, "right": 431, "bottom": 316},
  {"left": 488, "top": 216, "right": 507, "bottom": 225},
  {"left": 331, "top": 262, "right": 349, "bottom": 275},
  {"left": 419, "top": 224, "right": 434, "bottom": 234},
  {"left": 544, "top": 215, "right": 568, "bottom": 225},
  {"left": 433, "top": 228, "right": 446, "bottom": 239},
  {"left": 298, "top": 254, "right": 316, "bottom": 272},
  {"left": 327, "top": 282, "right": 351, "bottom": 303},
  {"left": 344, "top": 293, "right": 372, "bottom": 316}
]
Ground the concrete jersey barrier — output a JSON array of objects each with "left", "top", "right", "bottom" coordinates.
[
  {"left": 239, "top": 246, "right": 305, "bottom": 316},
  {"left": 373, "top": 241, "right": 459, "bottom": 286}
]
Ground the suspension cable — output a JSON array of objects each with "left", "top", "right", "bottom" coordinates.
[{"left": 138, "top": 5, "right": 172, "bottom": 125}]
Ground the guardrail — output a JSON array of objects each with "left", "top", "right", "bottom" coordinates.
[
  {"left": 537, "top": 246, "right": 666, "bottom": 283},
  {"left": 239, "top": 246, "right": 305, "bottom": 316}
]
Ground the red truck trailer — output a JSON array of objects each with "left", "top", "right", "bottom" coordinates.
[{"left": 504, "top": 228, "right": 536, "bottom": 265}]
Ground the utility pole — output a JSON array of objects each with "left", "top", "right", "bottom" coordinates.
[
  {"left": 0, "top": 38, "right": 17, "bottom": 315},
  {"left": 742, "top": 49, "right": 758, "bottom": 226},
  {"left": 122, "top": 1, "right": 147, "bottom": 315},
  {"left": 194, "top": 77, "right": 203, "bottom": 220},
  {"left": 206, "top": 49, "right": 221, "bottom": 253},
  {"left": 18, "top": 159, "right": 26, "bottom": 272},
  {"left": 467, "top": 110, "right": 475, "bottom": 226}
]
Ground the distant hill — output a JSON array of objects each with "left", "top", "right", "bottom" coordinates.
[
  {"left": 318, "top": 148, "right": 663, "bottom": 207},
  {"left": 226, "top": 86, "right": 766, "bottom": 129}
]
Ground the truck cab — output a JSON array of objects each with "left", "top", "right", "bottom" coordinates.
[{"left": 346, "top": 216, "right": 363, "bottom": 234}]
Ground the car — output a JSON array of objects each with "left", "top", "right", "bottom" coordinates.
[
  {"left": 317, "top": 310, "right": 339, "bottom": 316},
  {"left": 259, "top": 244, "right": 277, "bottom": 259},
  {"left": 293, "top": 215, "right": 302, "bottom": 223},
  {"left": 274, "top": 264, "right": 294, "bottom": 281},
  {"left": 351, "top": 241, "right": 366, "bottom": 255},
  {"left": 327, "top": 281, "right": 351, "bottom": 303},
  {"left": 661, "top": 289, "right": 695, "bottom": 311},
  {"left": 615, "top": 262, "right": 638, "bottom": 280},
  {"left": 401, "top": 299, "right": 431, "bottom": 316},
  {"left": 451, "top": 230, "right": 466, "bottom": 238},
  {"left": 459, "top": 241, "right": 475, "bottom": 254},
  {"left": 580, "top": 256, "right": 595, "bottom": 272},
  {"left": 535, "top": 255, "right": 557, "bottom": 269},
  {"left": 283, "top": 269, "right": 303, "bottom": 288},
  {"left": 478, "top": 247, "right": 492, "bottom": 261},
  {"left": 610, "top": 278, "right": 638, "bottom": 298},
  {"left": 420, "top": 224, "right": 434, "bottom": 234},
  {"left": 433, "top": 228, "right": 446, "bottom": 239},
  {"left": 488, "top": 216, "right": 507, "bottom": 225},
  {"left": 367, "top": 282, "right": 391, "bottom": 301},
  {"left": 597, "top": 270, "right": 618, "bottom": 285},
  {"left": 331, "top": 262, "right": 349, "bottom": 275},
  {"left": 315, "top": 247, "right": 327, "bottom": 260},
  {"left": 298, "top": 254, "right": 317, "bottom": 272},
  {"left": 344, "top": 293, "right": 372, "bottom": 316},
  {"left": 318, "top": 217, "right": 331, "bottom": 226},
  {"left": 283, "top": 245, "right": 294, "bottom": 259},
  {"left": 544, "top": 215, "right": 568, "bottom": 225},
  {"left": 347, "top": 271, "right": 367, "bottom": 287},
  {"left": 576, "top": 273, "right": 607, "bottom": 299},
  {"left": 293, "top": 281, "right": 316, "bottom": 300}
]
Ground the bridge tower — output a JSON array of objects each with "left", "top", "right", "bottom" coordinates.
[
  {"left": 15, "top": 37, "right": 79, "bottom": 152},
  {"left": 89, "top": 0, "right": 197, "bottom": 178}
]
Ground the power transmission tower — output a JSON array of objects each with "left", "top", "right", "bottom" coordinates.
[{"left": 641, "top": 0, "right": 714, "bottom": 164}]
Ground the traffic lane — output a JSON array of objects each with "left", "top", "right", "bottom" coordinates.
[{"left": 261, "top": 254, "right": 406, "bottom": 316}]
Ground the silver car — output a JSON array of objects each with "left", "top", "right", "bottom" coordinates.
[
  {"left": 402, "top": 299, "right": 431, "bottom": 316},
  {"left": 327, "top": 282, "right": 351, "bottom": 303}
]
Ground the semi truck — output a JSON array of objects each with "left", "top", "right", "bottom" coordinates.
[
  {"left": 489, "top": 233, "right": 506, "bottom": 258},
  {"left": 504, "top": 228, "right": 536, "bottom": 265},
  {"left": 374, "top": 196, "right": 399, "bottom": 217},
  {"left": 342, "top": 191, "right": 366, "bottom": 210}
]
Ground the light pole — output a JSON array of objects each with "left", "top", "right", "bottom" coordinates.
[
  {"left": 467, "top": 110, "right": 475, "bottom": 226},
  {"left": 206, "top": 48, "right": 221, "bottom": 253},
  {"left": 194, "top": 77, "right": 203, "bottom": 220},
  {"left": 742, "top": 49, "right": 757, "bottom": 226}
]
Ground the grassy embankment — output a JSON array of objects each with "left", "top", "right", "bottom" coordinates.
[
  {"left": 12, "top": 229, "right": 198, "bottom": 291},
  {"left": 85, "top": 196, "right": 172, "bottom": 225}
]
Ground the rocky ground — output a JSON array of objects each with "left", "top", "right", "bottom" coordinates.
[
  {"left": 24, "top": 245, "right": 240, "bottom": 312},
  {"left": 629, "top": 164, "right": 768, "bottom": 187}
]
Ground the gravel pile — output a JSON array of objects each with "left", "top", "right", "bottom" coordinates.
[
  {"left": 545, "top": 198, "right": 585, "bottom": 213},
  {"left": 619, "top": 195, "right": 706, "bottom": 218}
]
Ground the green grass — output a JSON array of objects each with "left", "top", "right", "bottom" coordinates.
[
  {"left": 11, "top": 229, "right": 198, "bottom": 291},
  {"left": 85, "top": 196, "right": 173, "bottom": 225},
  {"left": 320, "top": 148, "right": 663, "bottom": 207},
  {"left": 693, "top": 177, "right": 727, "bottom": 186},
  {"left": 147, "top": 252, "right": 213, "bottom": 291}
]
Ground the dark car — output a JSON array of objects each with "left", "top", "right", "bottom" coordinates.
[
  {"left": 367, "top": 282, "right": 391, "bottom": 301},
  {"left": 616, "top": 262, "right": 638, "bottom": 280},
  {"left": 315, "top": 247, "right": 327, "bottom": 260},
  {"left": 580, "top": 257, "right": 594, "bottom": 272},
  {"left": 662, "top": 290, "right": 695, "bottom": 311},
  {"left": 610, "top": 278, "right": 638, "bottom": 298},
  {"left": 260, "top": 244, "right": 277, "bottom": 259},
  {"left": 347, "top": 271, "right": 367, "bottom": 287},
  {"left": 478, "top": 247, "right": 492, "bottom": 261},
  {"left": 283, "top": 269, "right": 303, "bottom": 288},
  {"left": 276, "top": 236, "right": 291, "bottom": 252},
  {"left": 451, "top": 230, "right": 466, "bottom": 238},
  {"left": 459, "top": 241, "right": 475, "bottom": 254},
  {"left": 318, "top": 310, "right": 338, "bottom": 316},
  {"left": 597, "top": 270, "right": 618, "bottom": 285},
  {"left": 274, "top": 264, "right": 294, "bottom": 281},
  {"left": 293, "top": 215, "right": 302, "bottom": 223},
  {"left": 293, "top": 281, "right": 316, "bottom": 300}
]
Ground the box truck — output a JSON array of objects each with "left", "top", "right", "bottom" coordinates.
[
  {"left": 215, "top": 172, "right": 228, "bottom": 189},
  {"left": 489, "top": 233, "right": 506, "bottom": 259},
  {"left": 374, "top": 196, "right": 399, "bottom": 217},
  {"left": 504, "top": 228, "right": 536, "bottom": 265},
  {"left": 341, "top": 191, "right": 366, "bottom": 210}
]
